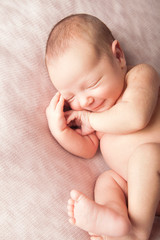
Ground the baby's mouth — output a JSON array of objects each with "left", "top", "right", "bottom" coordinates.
[
  {"left": 91, "top": 101, "right": 105, "bottom": 112},
  {"left": 92, "top": 100, "right": 115, "bottom": 112}
]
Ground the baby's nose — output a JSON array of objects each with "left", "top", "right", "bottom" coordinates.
[{"left": 79, "top": 96, "right": 94, "bottom": 108}]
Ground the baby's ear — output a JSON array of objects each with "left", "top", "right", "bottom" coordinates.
[
  {"left": 63, "top": 100, "right": 72, "bottom": 112},
  {"left": 111, "top": 40, "right": 126, "bottom": 67}
]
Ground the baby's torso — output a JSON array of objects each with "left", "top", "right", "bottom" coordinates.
[{"left": 97, "top": 95, "right": 160, "bottom": 181}]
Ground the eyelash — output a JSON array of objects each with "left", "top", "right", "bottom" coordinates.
[
  {"left": 67, "top": 96, "right": 75, "bottom": 102},
  {"left": 66, "top": 78, "right": 101, "bottom": 102},
  {"left": 87, "top": 79, "right": 101, "bottom": 89}
]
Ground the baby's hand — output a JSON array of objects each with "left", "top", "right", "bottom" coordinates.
[
  {"left": 46, "top": 92, "right": 67, "bottom": 136},
  {"left": 65, "top": 110, "right": 94, "bottom": 135}
]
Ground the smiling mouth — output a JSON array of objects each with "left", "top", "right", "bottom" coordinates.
[{"left": 91, "top": 101, "right": 105, "bottom": 112}]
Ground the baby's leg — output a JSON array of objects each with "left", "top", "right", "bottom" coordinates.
[
  {"left": 127, "top": 143, "right": 160, "bottom": 240},
  {"left": 67, "top": 170, "right": 131, "bottom": 237},
  {"left": 91, "top": 143, "right": 160, "bottom": 240},
  {"left": 92, "top": 170, "right": 130, "bottom": 239}
]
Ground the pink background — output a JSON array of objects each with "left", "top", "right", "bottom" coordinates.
[{"left": 0, "top": 1, "right": 160, "bottom": 239}]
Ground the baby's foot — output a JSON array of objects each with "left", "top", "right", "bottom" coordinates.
[
  {"left": 90, "top": 236, "right": 104, "bottom": 240},
  {"left": 89, "top": 232, "right": 107, "bottom": 240},
  {"left": 67, "top": 190, "right": 130, "bottom": 237}
]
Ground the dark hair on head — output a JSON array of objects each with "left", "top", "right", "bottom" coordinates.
[{"left": 45, "top": 14, "right": 115, "bottom": 64}]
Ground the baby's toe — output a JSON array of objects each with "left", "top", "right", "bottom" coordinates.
[
  {"left": 67, "top": 198, "right": 75, "bottom": 216},
  {"left": 89, "top": 233, "right": 104, "bottom": 240},
  {"left": 67, "top": 206, "right": 74, "bottom": 218},
  {"left": 69, "top": 217, "right": 76, "bottom": 225},
  {"left": 68, "top": 198, "right": 74, "bottom": 205},
  {"left": 90, "top": 237, "right": 103, "bottom": 240},
  {"left": 68, "top": 212, "right": 73, "bottom": 218},
  {"left": 70, "top": 189, "right": 83, "bottom": 202}
]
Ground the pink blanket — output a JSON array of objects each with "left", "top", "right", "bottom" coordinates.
[{"left": 0, "top": 1, "right": 160, "bottom": 239}]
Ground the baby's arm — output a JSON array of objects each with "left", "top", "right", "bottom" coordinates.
[
  {"left": 90, "top": 64, "right": 160, "bottom": 134},
  {"left": 46, "top": 92, "right": 99, "bottom": 158}
]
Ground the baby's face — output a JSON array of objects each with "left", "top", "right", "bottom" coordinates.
[{"left": 47, "top": 40, "right": 126, "bottom": 112}]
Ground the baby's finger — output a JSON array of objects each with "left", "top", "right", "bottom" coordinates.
[
  {"left": 49, "top": 92, "right": 60, "bottom": 110},
  {"left": 64, "top": 110, "right": 73, "bottom": 118},
  {"left": 56, "top": 94, "right": 65, "bottom": 112},
  {"left": 66, "top": 112, "right": 77, "bottom": 124}
]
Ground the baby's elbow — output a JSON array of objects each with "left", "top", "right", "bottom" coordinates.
[
  {"left": 133, "top": 116, "right": 149, "bottom": 132},
  {"left": 83, "top": 143, "right": 99, "bottom": 159},
  {"left": 75, "top": 133, "right": 99, "bottom": 159},
  {"left": 81, "top": 147, "right": 98, "bottom": 159},
  {"left": 84, "top": 150, "right": 97, "bottom": 159}
]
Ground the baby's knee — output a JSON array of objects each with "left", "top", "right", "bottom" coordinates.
[
  {"left": 95, "top": 170, "right": 127, "bottom": 193},
  {"left": 95, "top": 170, "right": 116, "bottom": 185}
]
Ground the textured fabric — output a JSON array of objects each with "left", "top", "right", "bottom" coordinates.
[{"left": 0, "top": 0, "right": 160, "bottom": 239}]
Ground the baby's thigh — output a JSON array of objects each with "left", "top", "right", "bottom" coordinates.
[
  {"left": 100, "top": 128, "right": 160, "bottom": 179},
  {"left": 100, "top": 134, "right": 141, "bottom": 179}
]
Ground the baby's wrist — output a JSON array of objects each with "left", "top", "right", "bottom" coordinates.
[
  {"left": 88, "top": 111, "right": 97, "bottom": 131},
  {"left": 51, "top": 127, "right": 69, "bottom": 144},
  {"left": 87, "top": 111, "right": 95, "bottom": 131},
  {"left": 88, "top": 112, "right": 93, "bottom": 127}
]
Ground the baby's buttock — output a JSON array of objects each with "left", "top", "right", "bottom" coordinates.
[{"left": 99, "top": 101, "right": 160, "bottom": 181}]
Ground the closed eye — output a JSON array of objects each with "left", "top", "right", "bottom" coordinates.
[
  {"left": 67, "top": 96, "right": 75, "bottom": 102},
  {"left": 87, "top": 78, "right": 101, "bottom": 89}
]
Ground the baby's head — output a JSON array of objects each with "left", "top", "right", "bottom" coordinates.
[
  {"left": 46, "top": 14, "right": 127, "bottom": 112},
  {"left": 46, "top": 14, "right": 115, "bottom": 64}
]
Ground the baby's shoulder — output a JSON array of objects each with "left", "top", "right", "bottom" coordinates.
[
  {"left": 126, "top": 63, "right": 159, "bottom": 85},
  {"left": 127, "top": 63, "right": 156, "bottom": 77}
]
